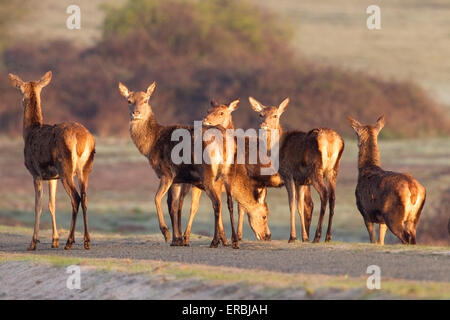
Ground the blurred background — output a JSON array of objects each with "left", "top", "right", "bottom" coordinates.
[{"left": 0, "top": 0, "right": 448, "bottom": 245}]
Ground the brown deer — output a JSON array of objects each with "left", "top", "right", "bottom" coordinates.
[
  {"left": 169, "top": 99, "right": 275, "bottom": 245},
  {"left": 249, "top": 97, "right": 344, "bottom": 243},
  {"left": 203, "top": 100, "right": 315, "bottom": 241},
  {"left": 9, "top": 71, "right": 95, "bottom": 250},
  {"left": 347, "top": 116, "right": 426, "bottom": 244},
  {"left": 118, "top": 82, "right": 269, "bottom": 248}
]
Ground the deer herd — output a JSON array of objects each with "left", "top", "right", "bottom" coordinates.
[{"left": 8, "top": 71, "right": 426, "bottom": 251}]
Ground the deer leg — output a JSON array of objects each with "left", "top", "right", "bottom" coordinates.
[
  {"left": 237, "top": 204, "right": 245, "bottom": 241},
  {"left": 312, "top": 177, "right": 329, "bottom": 243},
  {"left": 364, "top": 220, "right": 376, "bottom": 244},
  {"left": 176, "top": 185, "right": 189, "bottom": 243},
  {"left": 285, "top": 178, "right": 297, "bottom": 243},
  {"left": 303, "top": 186, "right": 313, "bottom": 237},
  {"left": 183, "top": 186, "right": 201, "bottom": 246},
  {"left": 325, "top": 179, "right": 336, "bottom": 242},
  {"left": 79, "top": 175, "right": 91, "bottom": 250},
  {"left": 296, "top": 184, "right": 309, "bottom": 242},
  {"left": 167, "top": 184, "right": 183, "bottom": 246},
  {"left": 61, "top": 175, "right": 81, "bottom": 250},
  {"left": 48, "top": 179, "right": 59, "bottom": 248},
  {"left": 226, "top": 189, "right": 239, "bottom": 249},
  {"left": 155, "top": 175, "right": 174, "bottom": 243},
  {"left": 205, "top": 187, "right": 222, "bottom": 248},
  {"left": 28, "top": 178, "right": 43, "bottom": 251},
  {"left": 379, "top": 223, "right": 387, "bottom": 245}
]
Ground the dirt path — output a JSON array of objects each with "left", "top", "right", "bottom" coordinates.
[{"left": 1, "top": 231, "right": 449, "bottom": 283}]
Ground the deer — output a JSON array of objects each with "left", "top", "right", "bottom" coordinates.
[
  {"left": 347, "top": 116, "right": 426, "bottom": 244},
  {"left": 9, "top": 71, "right": 96, "bottom": 251},
  {"left": 249, "top": 97, "right": 344, "bottom": 243},
  {"left": 169, "top": 100, "right": 277, "bottom": 245},
  {"left": 202, "top": 100, "right": 316, "bottom": 241},
  {"left": 118, "top": 82, "right": 269, "bottom": 248}
]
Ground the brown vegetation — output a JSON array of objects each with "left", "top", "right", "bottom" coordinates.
[{"left": 0, "top": 0, "right": 448, "bottom": 138}]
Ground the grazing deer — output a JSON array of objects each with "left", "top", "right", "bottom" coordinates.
[
  {"left": 170, "top": 99, "right": 275, "bottom": 244},
  {"left": 249, "top": 97, "right": 344, "bottom": 243},
  {"left": 347, "top": 116, "right": 426, "bottom": 244},
  {"left": 118, "top": 82, "right": 269, "bottom": 248},
  {"left": 9, "top": 71, "right": 95, "bottom": 250}
]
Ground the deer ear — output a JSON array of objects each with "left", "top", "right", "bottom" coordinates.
[
  {"left": 228, "top": 99, "right": 240, "bottom": 111},
  {"left": 9, "top": 73, "right": 25, "bottom": 92},
  {"left": 347, "top": 116, "right": 362, "bottom": 133},
  {"left": 278, "top": 97, "right": 290, "bottom": 115},
  {"left": 118, "top": 82, "right": 130, "bottom": 98},
  {"left": 146, "top": 81, "right": 156, "bottom": 97},
  {"left": 248, "top": 97, "right": 264, "bottom": 113},
  {"left": 38, "top": 71, "right": 52, "bottom": 88},
  {"left": 375, "top": 115, "right": 385, "bottom": 132}
]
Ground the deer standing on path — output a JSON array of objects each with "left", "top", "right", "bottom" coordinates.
[
  {"left": 169, "top": 100, "right": 275, "bottom": 244},
  {"left": 9, "top": 71, "right": 95, "bottom": 250},
  {"left": 118, "top": 83, "right": 269, "bottom": 248},
  {"left": 347, "top": 116, "right": 426, "bottom": 244},
  {"left": 249, "top": 97, "right": 344, "bottom": 243}
]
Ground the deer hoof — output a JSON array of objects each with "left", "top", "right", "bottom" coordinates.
[
  {"left": 27, "top": 241, "right": 37, "bottom": 251},
  {"left": 170, "top": 237, "right": 183, "bottom": 246},
  {"left": 162, "top": 227, "right": 171, "bottom": 243},
  {"left": 325, "top": 235, "right": 332, "bottom": 242},
  {"left": 288, "top": 236, "right": 296, "bottom": 243},
  {"left": 64, "top": 240, "right": 74, "bottom": 250},
  {"left": 210, "top": 239, "right": 219, "bottom": 248},
  {"left": 232, "top": 241, "right": 240, "bottom": 249},
  {"left": 84, "top": 240, "right": 91, "bottom": 250},
  {"left": 313, "top": 237, "right": 321, "bottom": 243},
  {"left": 302, "top": 237, "right": 309, "bottom": 243},
  {"left": 51, "top": 239, "right": 59, "bottom": 248},
  {"left": 182, "top": 236, "right": 190, "bottom": 246}
]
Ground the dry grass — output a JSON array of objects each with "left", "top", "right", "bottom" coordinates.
[{"left": 254, "top": 0, "right": 450, "bottom": 108}]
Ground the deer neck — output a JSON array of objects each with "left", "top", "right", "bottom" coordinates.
[
  {"left": 129, "top": 114, "right": 162, "bottom": 157},
  {"left": 23, "top": 88, "right": 44, "bottom": 140},
  {"left": 264, "top": 125, "right": 283, "bottom": 151},
  {"left": 358, "top": 134, "right": 381, "bottom": 170}
]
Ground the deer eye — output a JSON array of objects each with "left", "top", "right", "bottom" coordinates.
[
  {"left": 127, "top": 99, "right": 132, "bottom": 104},
  {"left": 273, "top": 115, "right": 277, "bottom": 118},
  {"left": 262, "top": 215, "right": 267, "bottom": 219}
]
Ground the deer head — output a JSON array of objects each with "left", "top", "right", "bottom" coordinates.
[
  {"left": 118, "top": 82, "right": 156, "bottom": 122},
  {"left": 247, "top": 201, "right": 270, "bottom": 240},
  {"left": 203, "top": 99, "right": 240, "bottom": 128},
  {"left": 9, "top": 71, "right": 52, "bottom": 106},
  {"left": 248, "top": 97, "right": 289, "bottom": 131},
  {"left": 347, "top": 115, "right": 385, "bottom": 145}
]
